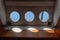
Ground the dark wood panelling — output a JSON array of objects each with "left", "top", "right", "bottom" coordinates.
[
  {"left": 55, "top": 30, "right": 60, "bottom": 37},
  {"left": 0, "top": 27, "right": 4, "bottom": 35},
  {"left": 0, "top": 20, "right": 4, "bottom": 35},
  {"left": 0, "top": 20, "right": 2, "bottom": 24},
  {"left": 4, "top": 0, "right": 56, "bottom": 26},
  {"left": 4, "top": 0, "right": 56, "bottom": 1},
  {"left": 4, "top": 1, "right": 56, "bottom": 6},
  {"left": 56, "top": 17, "right": 60, "bottom": 27},
  {"left": 5, "top": 6, "right": 54, "bottom": 26},
  {"left": 1, "top": 30, "right": 58, "bottom": 38}
]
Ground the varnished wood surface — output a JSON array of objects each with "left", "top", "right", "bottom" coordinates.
[
  {"left": 55, "top": 29, "right": 60, "bottom": 36},
  {"left": 0, "top": 27, "right": 4, "bottom": 35},
  {"left": 0, "top": 19, "right": 2, "bottom": 24},
  {"left": 1, "top": 30, "right": 58, "bottom": 38},
  {"left": 56, "top": 17, "right": 60, "bottom": 27},
  {"left": 4, "top": 0, "right": 56, "bottom": 1}
]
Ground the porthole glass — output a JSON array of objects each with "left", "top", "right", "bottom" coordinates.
[
  {"left": 25, "top": 11, "right": 35, "bottom": 22},
  {"left": 10, "top": 11, "right": 20, "bottom": 22},
  {"left": 39, "top": 11, "right": 49, "bottom": 22}
]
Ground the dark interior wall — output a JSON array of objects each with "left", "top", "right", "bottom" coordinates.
[
  {"left": 4, "top": 0, "right": 56, "bottom": 1},
  {"left": 5, "top": 6, "right": 54, "bottom": 26},
  {"left": 0, "top": 19, "right": 2, "bottom": 24},
  {"left": 56, "top": 17, "right": 60, "bottom": 27},
  {"left": 4, "top": 0, "right": 56, "bottom": 26},
  {"left": 0, "top": 19, "right": 4, "bottom": 35}
]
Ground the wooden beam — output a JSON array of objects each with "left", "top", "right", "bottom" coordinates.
[
  {"left": 4, "top": 1, "right": 56, "bottom": 6},
  {"left": 4, "top": 0, "right": 56, "bottom": 1}
]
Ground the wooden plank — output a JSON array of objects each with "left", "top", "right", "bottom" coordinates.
[
  {"left": 56, "top": 17, "right": 60, "bottom": 27},
  {"left": 1, "top": 30, "right": 58, "bottom": 38},
  {"left": 4, "top": 1, "right": 55, "bottom": 6},
  {"left": 4, "top": 0, "right": 56, "bottom": 1}
]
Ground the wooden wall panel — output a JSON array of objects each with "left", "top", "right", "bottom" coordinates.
[
  {"left": 4, "top": 0, "right": 56, "bottom": 1},
  {"left": 4, "top": 1, "right": 56, "bottom": 6},
  {"left": 0, "top": 27, "right": 4, "bottom": 35},
  {"left": 5, "top": 6, "right": 54, "bottom": 26},
  {"left": 0, "top": 19, "right": 4, "bottom": 35},
  {"left": 0, "top": 19, "right": 2, "bottom": 24},
  {"left": 56, "top": 17, "right": 60, "bottom": 27}
]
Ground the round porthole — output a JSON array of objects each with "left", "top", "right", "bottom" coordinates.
[
  {"left": 25, "top": 11, "right": 35, "bottom": 22},
  {"left": 10, "top": 11, "right": 20, "bottom": 22},
  {"left": 39, "top": 11, "right": 49, "bottom": 22}
]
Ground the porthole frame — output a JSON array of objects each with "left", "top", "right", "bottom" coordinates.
[
  {"left": 39, "top": 11, "right": 49, "bottom": 22},
  {"left": 10, "top": 11, "right": 20, "bottom": 22},
  {"left": 24, "top": 11, "right": 35, "bottom": 22}
]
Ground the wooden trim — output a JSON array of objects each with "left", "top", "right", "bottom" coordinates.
[
  {"left": 4, "top": 1, "right": 56, "bottom": 6},
  {"left": 56, "top": 17, "right": 60, "bottom": 27},
  {"left": 0, "top": 19, "right": 1, "bottom": 24},
  {"left": 4, "top": 0, "right": 56, "bottom": 1}
]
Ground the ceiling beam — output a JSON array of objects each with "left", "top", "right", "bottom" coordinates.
[
  {"left": 4, "top": 1, "right": 56, "bottom": 6},
  {"left": 4, "top": 0, "right": 56, "bottom": 1}
]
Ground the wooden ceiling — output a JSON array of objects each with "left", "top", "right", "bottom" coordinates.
[
  {"left": 4, "top": 0, "right": 56, "bottom": 1},
  {"left": 4, "top": 0, "right": 56, "bottom": 6}
]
